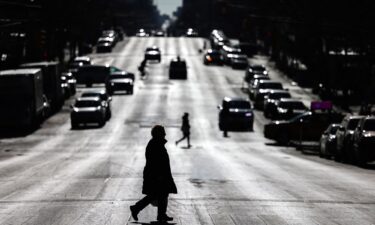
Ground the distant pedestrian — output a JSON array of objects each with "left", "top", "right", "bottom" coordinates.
[
  {"left": 138, "top": 59, "right": 147, "bottom": 77},
  {"left": 130, "top": 125, "right": 177, "bottom": 222},
  {"left": 175, "top": 113, "right": 191, "bottom": 148}
]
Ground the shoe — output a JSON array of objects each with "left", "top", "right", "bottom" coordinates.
[
  {"left": 130, "top": 205, "right": 138, "bottom": 221},
  {"left": 157, "top": 214, "right": 173, "bottom": 222}
]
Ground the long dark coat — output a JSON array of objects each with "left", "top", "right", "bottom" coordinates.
[{"left": 142, "top": 138, "right": 177, "bottom": 196}]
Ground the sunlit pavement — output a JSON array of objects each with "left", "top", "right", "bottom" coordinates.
[{"left": 0, "top": 37, "right": 374, "bottom": 225}]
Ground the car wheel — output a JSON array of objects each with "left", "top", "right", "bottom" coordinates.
[
  {"left": 354, "top": 145, "right": 366, "bottom": 167},
  {"left": 71, "top": 120, "right": 78, "bottom": 129},
  {"left": 129, "top": 88, "right": 134, "bottom": 95},
  {"left": 99, "top": 119, "right": 105, "bottom": 127},
  {"left": 278, "top": 133, "right": 289, "bottom": 146}
]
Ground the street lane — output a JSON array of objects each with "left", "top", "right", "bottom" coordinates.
[{"left": 0, "top": 37, "right": 374, "bottom": 225}]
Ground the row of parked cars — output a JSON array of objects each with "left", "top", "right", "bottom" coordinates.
[
  {"left": 320, "top": 115, "right": 375, "bottom": 166},
  {"left": 67, "top": 56, "right": 135, "bottom": 129}
]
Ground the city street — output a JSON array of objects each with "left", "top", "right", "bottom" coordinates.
[{"left": 0, "top": 37, "right": 374, "bottom": 225}]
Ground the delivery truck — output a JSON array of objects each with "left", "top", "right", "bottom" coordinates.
[
  {"left": 20, "top": 61, "right": 64, "bottom": 112},
  {"left": 0, "top": 69, "right": 47, "bottom": 128}
]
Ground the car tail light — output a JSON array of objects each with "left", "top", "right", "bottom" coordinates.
[{"left": 206, "top": 55, "right": 213, "bottom": 62}]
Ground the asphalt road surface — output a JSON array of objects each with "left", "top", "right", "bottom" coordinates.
[{"left": 0, "top": 37, "right": 374, "bottom": 225}]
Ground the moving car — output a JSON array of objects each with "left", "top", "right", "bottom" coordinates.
[
  {"left": 145, "top": 46, "right": 161, "bottom": 62},
  {"left": 203, "top": 49, "right": 224, "bottom": 65},
  {"left": 263, "top": 90, "right": 292, "bottom": 118},
  {"left": 334, "top": 115, "right": 364, "bottom": 162},
  {"left": 230, "top": 54, "right": 248, "bottom": 69},
  {"left": 352, "top": 116, "right": 375, "bottom": 166},
  {"left": 268, "top": 99, "right": 308, "bottom": 120},
  {"left": 70, "top": 97, "right": 107, "bottom": 128},
  {"left": 169, "top": 57, "right": 187, "bottom": 79},
  {"left": 319, "top": 124, "right": 342, "bottom": 158},
  {"left": 106, "top": 71, "right": 135, "bottom": 95},
  {"left": 81, "top": 89, "right": 112, "bottom": 120},
  {"left": 218, "top": 97, "right": 254, "bottom": 132},
  {"left": 264, "top": 111, "right": 343, "bottom": 144}
]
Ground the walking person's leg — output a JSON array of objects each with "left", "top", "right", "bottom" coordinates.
[
  {"left": 157, "top": 194, "right": 173, "bottom": 221},
  {"left": 187, "top": 134, "right": 191, "bottom": 148},
  {"left": 130, "top": 195, "right": 154, "bottom": 221},
  {"left": 175, "top": 135, "right": 186, "bottom": 146}
]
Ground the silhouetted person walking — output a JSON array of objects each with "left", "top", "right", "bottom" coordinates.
[
  {"left": 138, "top": 59, "right": 147, "bottom": 78},
  {"left": 175, "top": 113, "right": 191, "bottom": 148},
  {"left": 130, "top": 125, "right": 177, "bottom": 222}
]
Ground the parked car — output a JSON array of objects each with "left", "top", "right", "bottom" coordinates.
[
  {"left": 245, "top": 65, "right": 268, "bottom": 82},
  {"left": 263, "top": 90, "right": 292, "bottom": 118},
  {"left": 169, "top": 57, "right": 187, "bottom": 79},
  {"left": 264, "top": 111, "right": 344, "bottom": 144},
  {"left": 319, "top": 124, "right": 342, "bottom": 158},
  {"left": 73, "top": 56, "right": 91, "bottom": 65},
  {"left": 136, "top": 29, "right": 149, "bottom": 37},
  {"left": 153, "top": 30, "right": 165, "bottom": 37},
  {"left": 106, "top": 71, "right": 134, "bottom": 95},
  {"left": 145, "top": 46, "right": 161, "bottom": 62},
  {"left": 60, "top": 75, "right": 70, "bottom": 99},
  {"left": 75, "top": 65, "right": 122, "bottom": 87},
  {"left": 203, "top": 49, "right": 224, "bottom": 65},
  {"left": 352, "top": 116, "right": 375, "bottom": 166},
  {"left": 62, "top": 72, "right": 76, "bottom": 95},
  {"left": 70, "top": 97, "right": 107, "bottom": 128},
  {"left": 233, "top": 42, "right": 258, "bottom": 56},
  {"left": 230, "top": 54, "right": 248, "bottom": 69},
  {"left": 186, "top": 28, "right": 199, "bottom": 37},
  {"left": 220, "top": 45, "right": 242, "bottom": 65},
  {"left": 218, "top": 97, "right": 254, "bottom": 133},
  {"left": 81, "top": 89, "right": 112, "bottom": 120},
  {"left": 96, "top": 38, "right": 115, "bottom": 53},
  {"left": 252, "top": 80, "right": 284, "bottom": 103},
  {"left": 268, "top": 98, "right": 308, "bottom": 120},
  {"left": 334, "top": 115, "right": 364, "bottom": 162},
  {"left": 209, "top": 30, "right": 229, "bottom": 49}
]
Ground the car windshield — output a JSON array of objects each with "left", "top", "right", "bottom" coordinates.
[
  {"left": 348, "top": 118, "right": 361, "bottom": 130},
  {"left": 82, "top": 92, "right": 107, "bottom": 100},
  {"left": 259, "top": 82, "right": 283, "bottom": 89},
  {"left": 330, "top": 125, "right": 341, "bottom": 134},
  {"left": 252, "top": 66, "right": 265, "bottom": 72},
  {"left": 110, "top": 74, "right": 129, "bottom": 79},
  {"left": 110, "top": 67, "right": 122, "bottom": 73},
  {"left": 228, "top": 101, "right": 251, "bottom": 109},
  {"left": 279, "top": 101, "right": 306, "bottom": 109},
  {"left": 269, "top": 93, "right": 291, "bottom": 100},
  {"left": 146, "top": 47, "right": 158, "bottom": 51},
  {"left": 363, "top": 119, "right": 375, "bottom": 131},
  {"left": 289, "top": 112, "right": 311, "bottom": 122},
  {"left": 75, "top": 101, "right": 100, "bottom": 107}
]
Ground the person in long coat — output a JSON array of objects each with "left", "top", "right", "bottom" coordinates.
[
  {"left": 130, "top": 125, "right": 177, "bottom": 222},
  {"left": 175, "top": 113, "right": 191, "bottom": 148}
]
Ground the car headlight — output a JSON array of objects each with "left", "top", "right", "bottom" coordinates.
[
  {"left": 263, "top": 71, "right": 268, "bottom": 75},
  {"left": 245, "top": 112, "right": 253, "bottom": 117},
  {"left": 278, "top": 108, "right": 288, "bottom": 113}
]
